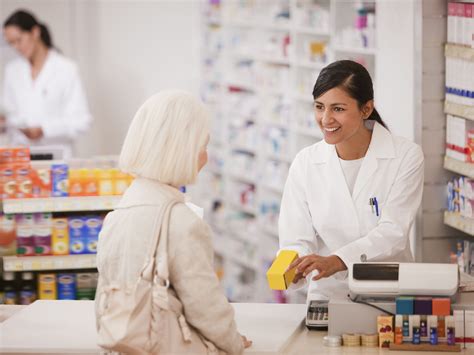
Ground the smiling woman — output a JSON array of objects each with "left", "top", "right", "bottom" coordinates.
[{"left": 278, "top": 59, "right": 424, "bottom": 302}]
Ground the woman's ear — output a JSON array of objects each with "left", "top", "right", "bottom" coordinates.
[
  {"left": 31, "top": 25, "right": 41, "bottom": 41},
  {"left": 362, "top": 100, "right": 374, "bottom": 120}
]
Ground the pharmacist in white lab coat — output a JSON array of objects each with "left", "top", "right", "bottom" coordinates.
[
  {"left": 2, "top": 10, "right": 91, "bottom": 158},
  {"left": 279, "top": 60, "right": 424, "bottom": 300}
]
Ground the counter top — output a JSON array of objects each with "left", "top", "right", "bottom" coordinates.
[{"left": 1, "top": 301, "right": 473, "bottom": 354}]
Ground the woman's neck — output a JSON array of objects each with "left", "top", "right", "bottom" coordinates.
[
  {"left": 29, "top": 43, "right": 49, "bottom": 80},
  {"left": 336, "top": 123, "right": 372, "bottom": 160}
]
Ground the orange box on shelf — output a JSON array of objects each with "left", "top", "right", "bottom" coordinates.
[
  {"left": 68, "top": 168, "right": 83, "bottom": 196},
  {"left": 112, "top": 169, "right": 129, "bottom": 195},
  {"left": 31, "top": 168, "right": 51, "bottom": 198},
  {"left": 0, "top": 164, "right": 16, "bottom": 199},
  {"left": 13, "top": 147, "right": 30, "bottom": 163},
  {"left": 432, "top": 298, "right": 451, "bottom": 316},
  {"left": 15, "top": 163, "right": 32, "bottom": 199},
  {"left": 82, "top": 168, "right": 98, "bottom": 196}
]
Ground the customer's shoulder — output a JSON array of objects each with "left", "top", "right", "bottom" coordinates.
[{"left": 169, "top": 203, "right": 209, "bottom": 235}]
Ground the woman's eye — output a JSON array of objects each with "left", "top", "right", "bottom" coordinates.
[
  {"left": 315, "top": 104, "right": 323, "bottom": 111},
  {"left": 334, "top": 107, "right": 345, "bottom": 112}
]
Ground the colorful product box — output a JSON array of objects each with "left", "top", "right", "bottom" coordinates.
[
  {"left": 33, "top": 213, "right": 52, "bottom": 256},
  {"left": 377, "top": 315, "right": 394, "bottom": 348},
  {"left": 68, "top": 217, "right": 87, "bottom": 254},
  {"left": 52, "top": 218, "right": 69, "bottom": 255},
  {"left": 76, "top": 273, "right": 96, "bottom": 300},
  {"left": 98, "top": 169, "right": 114, "bottom": 196},
  {"left": 15, "top": 163, "right": 32, "bottom": 199},
  {"left": 83, "top": 216, "right": 102, "bottom": 254},
  {"left": 31, "top": 168, "right": 51, "bottom": 198},
  {"left": 16, "top": 214, "right": 35, "bottom": 256},
  {"left": 0, "top": 165, "right": 16, "bottom": 199},
  {"left": 38, "top": 273, "right": 57, "bottom": 300},
  {"left": 0, "top": 214, "right": 16, "bottom": 257},
  {"left": 266, "top": 250, "right": 298, "bottom": 290},
  {"left": 57, "top": 273, "right": 76, "bottom": 300},
  {"left": 51, "top": 164, "right": 69, "bottom": 197}
]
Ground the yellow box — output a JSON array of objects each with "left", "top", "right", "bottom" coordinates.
[
  {"left": 38, "top": 273, "right": 57, "bottom": 300},
  {"left": 52, "top": 218, "right": 69, "bottom": 255},
  {"left": 266, "top": 250, "right": 299, "bottom": 290}
]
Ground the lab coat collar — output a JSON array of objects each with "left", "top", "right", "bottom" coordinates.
[
  {"left": 116, "top": 177, "right": 185, "bottom": 208},
  {"left": 311, "top": 121, "right": 396, "bottom": 164}
]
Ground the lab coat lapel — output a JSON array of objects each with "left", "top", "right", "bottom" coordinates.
[
  {"left": 352, "top": 151, "right": 378, "bottom": 200},
  {"left": 352, "top": 122, "right": 395, "bottom": 200}
]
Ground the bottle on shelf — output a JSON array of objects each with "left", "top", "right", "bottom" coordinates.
[
  {"left": 3, "top": 271, "right": 18, "bottom": 305},
  {"left": 19, "top": 271, "right": 37, "bottom": 305}
]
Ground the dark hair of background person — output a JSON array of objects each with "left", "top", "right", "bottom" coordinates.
[
  {"left": 312, "top": 59, "right": 387, "bottom": 129},
  {"left": 3, "top": 9, "right": 54, "bottom": 49}
]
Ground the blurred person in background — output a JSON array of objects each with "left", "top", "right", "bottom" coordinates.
[{"left": 2, "top": 9, "right": 91, "bottom": 158}]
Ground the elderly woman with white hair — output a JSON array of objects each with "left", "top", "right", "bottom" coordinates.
[{"left": 95, "top": 90, "right": 251, "bottom": 354}]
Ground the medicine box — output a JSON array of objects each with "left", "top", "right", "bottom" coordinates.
[
  {"left": 68, "top": 217, "right": 87, "bottom": 254},
  {"left": 266, "top": 250, "right": 298, "bottom": 290},
  {"left": 38, "top": 273, "right": 57, "bottom": 300}
]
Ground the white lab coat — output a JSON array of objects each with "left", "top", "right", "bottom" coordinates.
[
  {"left": 279, "top": 121, "right": 424, "bottom": 300},
  {"left": 3, "top": 50, "right": 92, "bottom": 157}
]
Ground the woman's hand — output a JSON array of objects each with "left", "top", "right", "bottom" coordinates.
[
  {"left": 20, "top": 126, "right": 43, "bottom": 140},
  {"left": 289, "top": 254, "right": 347, "bottom": 283},
  {"left": 241, "top": 335, "right": 252, "bottom": 348}
]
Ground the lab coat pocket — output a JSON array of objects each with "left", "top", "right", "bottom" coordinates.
[{"left": 363, "top": 202, "right": 383, "bottom": 230}]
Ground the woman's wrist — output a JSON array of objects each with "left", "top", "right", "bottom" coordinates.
[{"left": 331, "top": 255, "right": 347, "bottom": 272}]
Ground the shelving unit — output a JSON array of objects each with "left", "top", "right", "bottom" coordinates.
[
  {"left": 3, "top": 254, "right": 97, "bottom": 272},
  {"left": 1, "top": 196, "right": 121, "bottom": 214},
  {"left": 444, "top": 211, "right": 474, "bottom": 237},
  {"left": 443, "top": 26, "right": 474, "bottom": 252},
  {"left": 444, "top": 156, "right": 474, "bottom": 179},
  {"left": 198, "top": 0, "right": 377, "bottom": 303}
]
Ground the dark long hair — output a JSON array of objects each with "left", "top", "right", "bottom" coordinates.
[
  {"left": 4, "top": 10, "right": 53, "bottom": 49},
  {"left": 312, "top": 60, "right": 387, "bottom": 129}
]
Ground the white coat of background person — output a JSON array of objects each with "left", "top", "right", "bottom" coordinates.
[
  {"left": 2, "top": 10, "right": 91, "bottom": 158},
  {"left": 279, "top": 60, "right": 424, "bottom": 301}
]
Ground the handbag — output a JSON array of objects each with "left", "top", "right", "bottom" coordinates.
[{"left": 95, "top": 199, "right": 195, "bottom": 354}]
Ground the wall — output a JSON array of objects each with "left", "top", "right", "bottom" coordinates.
[
  {"left": 419, "top": 0, "right": 462, "bottom": 262},
  {"left": 0, "top": 0, "right": 201, "bottom": 157}
]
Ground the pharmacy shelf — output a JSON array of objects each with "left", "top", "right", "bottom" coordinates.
[
  {"left": 444, "top": 211, "right": 474, "bottom": 237},
  {"left": 291, "top": 60, "right": 326, "bottom": 70},
  {"left": 293, "top": 126, "right": 323, "bottom": 139},
  {"left": 445, "top": 43, "right": 474, "bottom": 62},
  {"left": 444, "top": 101, "right": 474, "bottom": 121},
  {"left": 1, "top": 196, "right": 121, "bottom": 214},
  {"left": 228, "top": 201, "right": 258, "bottom": 216},
  {"left": 256, "top": 55, "right": 290, "bottom": 66},
  {"left": 444, "top": 156, "right": 474, "bottom": 179},
  {"left": 265, "top": 153, "right": 293, "bottom": 164},
  {"left": 293, "top": 94, "right": 314, "bottom": 104},
  {"left": 293, "top": 26, "right": 330, "bottom": 36},
  {"left": 261, "top": 183, "right": 285, "bottom": 194},
  {"left": 3, "top": 254, "right": 97, "bottom": 272},
  {"left": 333, "top": 45, "right": 377, "bottom": 55},
  {"left": 228, "top": 172, "right": 257, "bottom": 185}
]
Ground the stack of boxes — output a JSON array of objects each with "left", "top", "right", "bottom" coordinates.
[
  {"left": 388, "top": 297, "right": 455, "bottom": 346},
  {"left": 38, "top": 272, "right": 98, "bottom": 301},
  {"left": 0, "top": 213, "right": 104, "bottom": 257}
]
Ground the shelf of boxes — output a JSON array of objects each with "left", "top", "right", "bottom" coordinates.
[
  {"left": 445, "top": 43, "right": 474, "bottom": 62},
  {"left": 445, "top": 101, "right": 474, "bottom": 121},
  {"left": 3, "top": 254, "right": 97, "bottom": 272},
  {"left": 444, "top": 156, "right": 474, "bottom": 179},
  {"left": 1, "top": 195, "right": 121, "bottom": 214},
  {"left": 199, "top": 0, "right": 377, "bottom": 303},
  {"left": 444, "top": 211, "right": 474, "bottom": 237}
]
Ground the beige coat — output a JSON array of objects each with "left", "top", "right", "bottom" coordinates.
[{"left": 96, "top": 178, "right": 244, "bottom": 354}]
